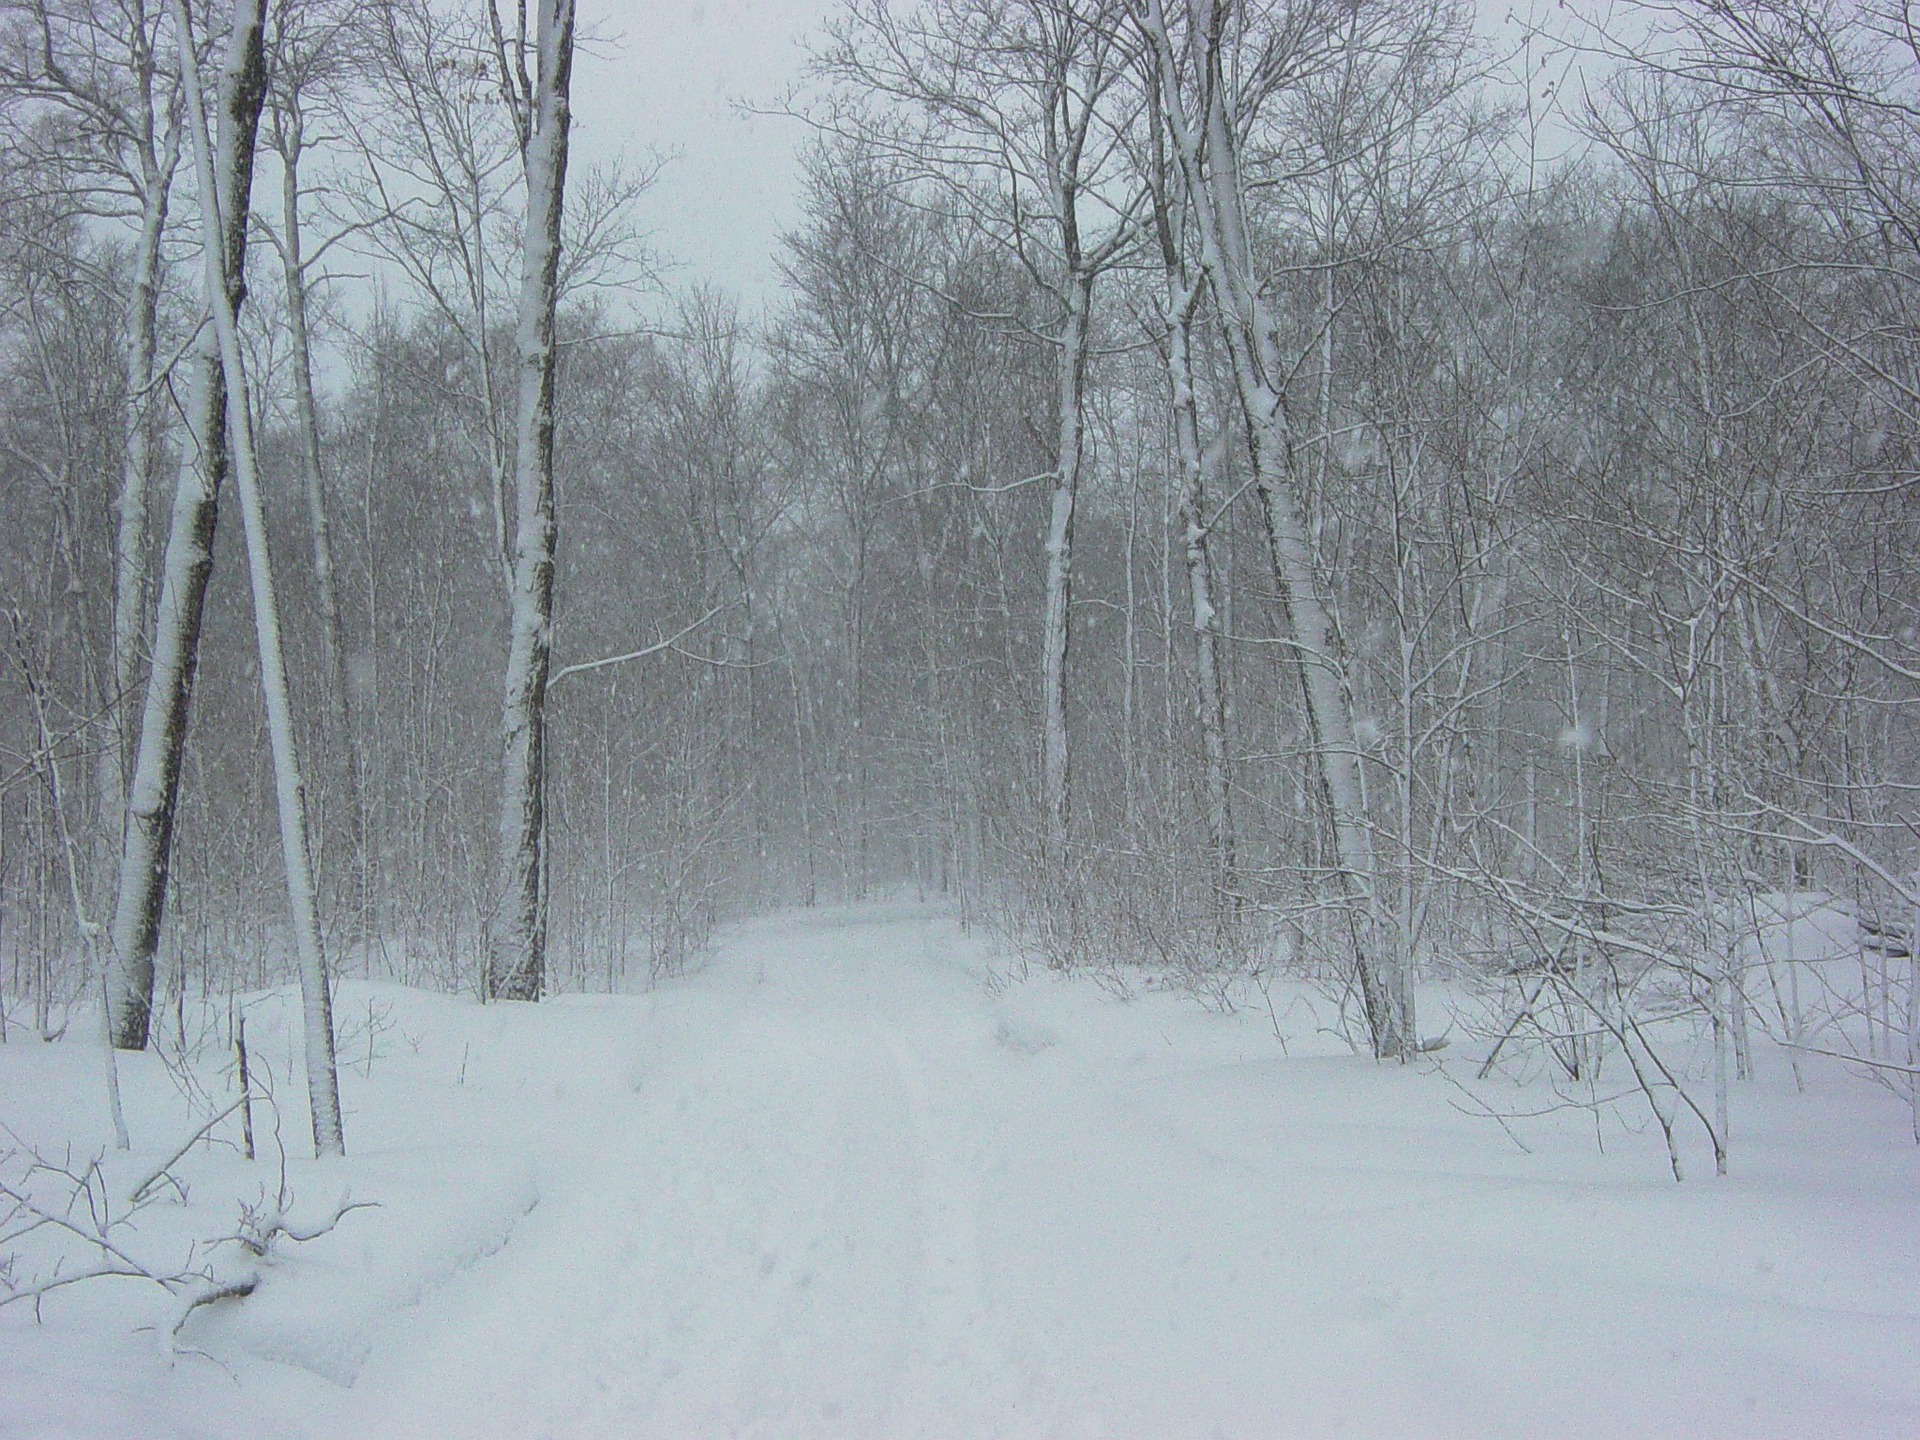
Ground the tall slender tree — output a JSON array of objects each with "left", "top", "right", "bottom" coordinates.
[
  {"left": 483, "top": 0, "right": 576, "bottom": 1001},
  {"left": 169, "top": 0, "right": 342, "bottom": 1155},
  {"left": 263, "top": 0, "right": 370, "bottom": 944},
  {"left": 0, "top": 0, "right": 184, "bottom": 928},
  {"left": 1143, "top": 69, "right": 1235, "bottom": 939},
  {"left": 814, "top": 0, "right": 1143, "bottom": 891},
  {"left": 106, "top": 0, "right": 269, "bottom": 1049},
  {"left": 1139, "top": 0, "right": 1411, "bottom": 1057}
]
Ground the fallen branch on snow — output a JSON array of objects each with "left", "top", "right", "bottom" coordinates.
[{"left": 1, "top": 1136, "right": 373, "bottom": 1347}]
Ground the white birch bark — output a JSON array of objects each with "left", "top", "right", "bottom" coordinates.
[
  {"left": 101, "top": 124, "right": 180, "bottom": 893},
  {"left": 11, "top": 0, "right": 183, "bottom": 922},
  {"left": 104, "top": 357, "right": 216, "bottom": 1050},
  {"left": 1141, "top": 0, "right": 1408, "bottom": 1056},
  {"left": 272, "top": 94, "right": 370, "bottom": 942},
  {"left": 106, "top": 0, "right": 269, "bottom": 1051},
  {"left": 484, "top": 0, "right": 575, "bottom": 1002},
  {"left": 1148, "top": 135, "right": 1235, "bottom": 926},
  {"left": 1041, "top": 270, "right": 1092, "bottom": 875},
  {"left": 171, "top": 0, "right": 343, "bottom": 1156}
]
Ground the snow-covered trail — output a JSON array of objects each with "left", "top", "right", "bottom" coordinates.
[
  {"left": 7, "top": 904, "right": 1920, "bottom": 1438},
  {"left": 317, "top": 906, "right": 1918, "bottom": 1438},
  {"left": 345, "top": 914, "right": 1017, "bottom": 1437}
]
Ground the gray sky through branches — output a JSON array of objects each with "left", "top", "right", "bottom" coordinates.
[{"left": 580, "top": 0, "right": 833, "bottom": 306}]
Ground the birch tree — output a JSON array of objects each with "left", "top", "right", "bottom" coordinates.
[
  {"left": 1138, "top": 0, "right": 1411, "bottom": 1057},
  {"left": 105, "top": 0, "right": 268, "bottom": 1049},
  {"left": 170, "top": 0, "right": 342, "bottom": 1156},
  {"left": 0, "top": 0, "right": 184, "bottom": 916},
  {"left": 1290, "top": 0, "right": 1493, "bottom": 1038},
  {"left": 815, "top": 0, "right": 1143, "bottom": 887},
  {"left": 1142, "top": 72, "right": 1235, "bottom": 939},
  {"left": 261, "top": 0, "right": 369, "bottom": 942},
  {"left": 483, "top": 0, "right": 575, "bottom": 1002}
]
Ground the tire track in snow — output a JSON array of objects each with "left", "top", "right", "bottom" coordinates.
[
  {"left": 876, "top": 1016, "right": 991, "bottom": 1394},
  {"left": 344, "top": 915, "right": 1031, "bottom": 1438},
  {"left": 574, "top": 1003, "right": 866, "bottom": 1437},
  {"left": 708, "top": 1007, "right": 920, "bottom": 1436}
]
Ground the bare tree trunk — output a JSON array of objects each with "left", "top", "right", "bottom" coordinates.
[
  {"left": 1041, "top": 270, "right": 1092, "bottom": 880},
  {"left": 485, "top": 0, "right": 575, "bottom": 1002},
  {"left": 782, "top": 622, "right": 820, "bottom": 908},
  {"left": 1245, "top": 394, "right": 1404, "bottom": 1054},
  {"left": 1148, "top": 87, "right": 1237, "bottom": 922},
  {"left": 1121, "top": 467, "right": 1139, "bottom": 842},
  {"left": 99, "top": 148, "right": 178, "bottom": 892},
  {"left": 276, "top": 105, "right": 370, "bottom": 947},
  {"left": 173, "top": 0, "right": 344, "bottom": 1157},
  {"left": 107, "top": 0, "right": 270, "bottom": 1051},
  {"left": 1166, "top": 284, "right": 1235, "bottom": 928},
  {"left": 1142, "top": 0, "right": 1407, "bottom": 1056},
  {"left": 8, "top": 611, "right": 130, "bottom": 1150}
]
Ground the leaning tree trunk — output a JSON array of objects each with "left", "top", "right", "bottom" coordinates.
[
  {"left": 1143, "top": 0, "right": 1408, "bottom": 1057},
  {"left": 173, "top": 0, "right": 343, "bottom": 1156},
  {"left": 485, "top": 0, "right": 576, "bottom": 1003},
  {"left": 1239, "top": 379, "right": 1407, "bottom": 1057},
  {"left": 107, "top": 0, "right": 269, "bottom": 1051},
  {"left": 1208, "top": 126, "right": 1408, "bottom": 1062}
]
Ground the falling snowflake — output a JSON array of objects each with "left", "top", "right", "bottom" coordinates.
[{"left": 1557, "top": 720, "right": 1595, "bottom": 752}]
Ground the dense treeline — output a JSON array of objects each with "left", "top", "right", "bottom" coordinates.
[{"left": 0, "top": 1, "right": 1914, "bottom": 1161}]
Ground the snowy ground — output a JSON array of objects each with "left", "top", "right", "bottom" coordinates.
[{"left": 4, "top": 903, "right": 1919, "bottom": 1438}]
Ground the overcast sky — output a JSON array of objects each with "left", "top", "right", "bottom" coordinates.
[
  {"left": 573, "top": 0, "right": 835, "bottom": 312},
  {"left": 569, "top": 1, "right": 1588, "bottom": 314}
]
